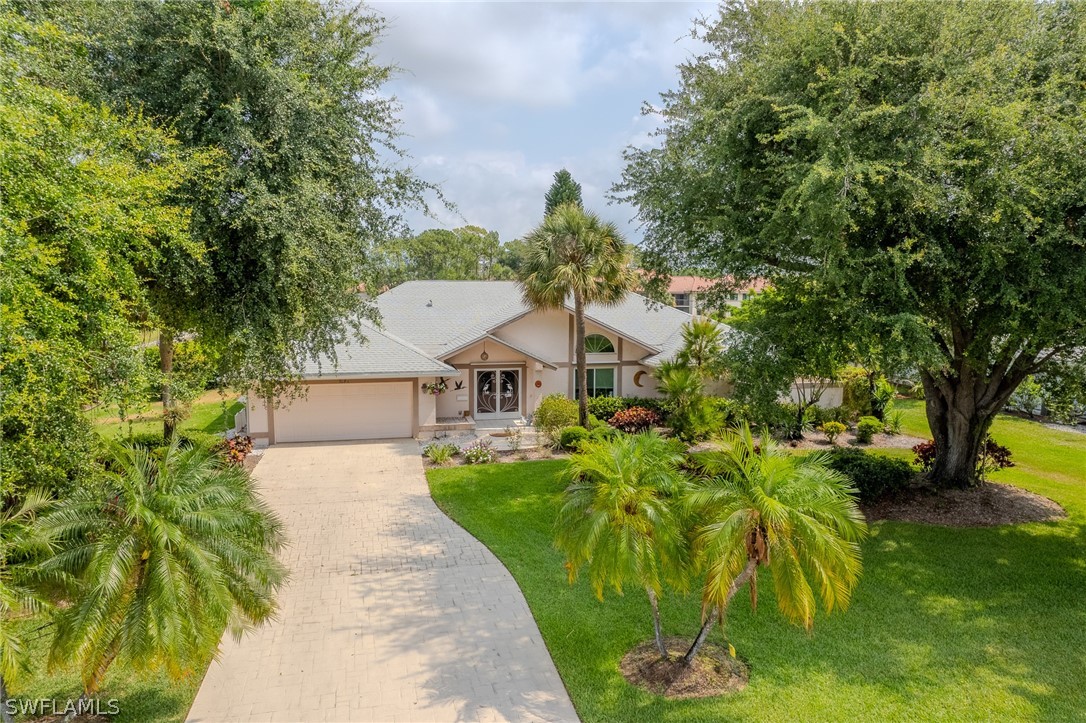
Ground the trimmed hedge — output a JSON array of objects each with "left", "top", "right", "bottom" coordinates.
[
  {"left": 559, "top": 426, "right": 590, "bottom": 451},
  {"left": 823, "top": 448, "right": 916, "bottom": 502}
]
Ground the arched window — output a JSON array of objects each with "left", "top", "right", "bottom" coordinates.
[{"left": 584, "top": 334, "right": 615, "bottom": 353}]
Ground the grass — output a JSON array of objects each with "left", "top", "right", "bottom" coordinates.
[
  {"left": 90, "top": 391, "right": 242, "bottom": 439},
  {"left": 8, "top": 619, "right": 210, "bottom": 722},
  {"left": 428, "top": 405, "right": 1086, "bottom": 722}
]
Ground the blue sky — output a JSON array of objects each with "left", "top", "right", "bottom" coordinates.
[{"left": 369, "top": 1, "right": 715, "bottom": 244}]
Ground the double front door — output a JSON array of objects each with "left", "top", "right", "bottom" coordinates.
[{"left": 475, "top": 368, "right": 521, "bottom": 420}]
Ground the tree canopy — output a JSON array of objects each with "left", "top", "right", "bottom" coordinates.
[
  {"left": 373, "top": 226, "right": 516, "bottom": 287},
  {"left": 619, "top": 0, "right": 1086, "bottom": 487},
  {"left": 544, "top": 169, "right": 583, "bottom": 215},
  {"left": 61, "top": 0, "right": 432, "bottom": 400}
]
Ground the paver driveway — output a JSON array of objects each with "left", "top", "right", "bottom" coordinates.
[{"left": 187, "top": 440, "right": 577, "bottom": 723}]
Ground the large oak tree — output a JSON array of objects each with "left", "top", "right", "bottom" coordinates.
[
  {"left": 59, "top": 0, "right": 432, "bottom": 435},
  {"left": 619, "top": 0, "right": 1086, "bottom": 487}
]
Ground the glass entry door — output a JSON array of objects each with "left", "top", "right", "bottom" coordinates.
[{"left": 475, "top": 369, "right": 521, "bottom": 419}]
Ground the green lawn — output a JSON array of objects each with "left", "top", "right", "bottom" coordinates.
[
  {"left": 9, "top": 618, "right": 210, "bottom": 722},
  {"left": 428, "top": 407, "right": 1086, "bottom": 722},
  {"left": 90, "top": 392, "right": 242, "bottom": 439}
]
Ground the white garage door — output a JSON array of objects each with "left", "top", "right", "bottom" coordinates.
[{"left": 274, "top": 381, "right": 412, "bottom": 443}]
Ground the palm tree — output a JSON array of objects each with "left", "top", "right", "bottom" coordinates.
[
  {"left": 682, "top": 424, "right": 867, "bottom": 665},
  {"left": 520, "top": 203, "right": 636, "bottom": 427},
  {"left": 1, "top": 492, "right": 54, "bottom": 723},
  {"left": 555, "top": 432, "right": 688, "bottom": 658},
  {"left": 655, "top": 360, "right": 716, "bottom": 442},
  {"left": 676, "top": 316, "right": 726, "bottom": 380},
  {"left": 39, "top": 441, "right": 287, "bottom": 718}
]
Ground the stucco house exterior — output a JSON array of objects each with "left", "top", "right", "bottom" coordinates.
[
  {"left": 668, "top": 276, "right": 769, "bottom": 315},
  {"left": 243, "top": 280, "right": 703, "bottom": 445}
]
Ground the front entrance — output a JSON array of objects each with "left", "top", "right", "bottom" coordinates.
[{"left": 474, "top": 368, "right": 521, "bottom": 420}]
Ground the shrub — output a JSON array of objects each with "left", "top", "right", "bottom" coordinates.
[
  {"left": 179, "top": 430, "right": 222, "bottom": 452},
  {"left": 609, "top": 406, "right": 661, "bottom": 433},
  {"left": 589, "top": 424, "right": 620, "bottom": 442},
  {"left": 855, "top": 416, "right": 882, "bottom": 444},
  {"left": 213, "top": 435, "right": 253, "bottom": 465},
  {"left": 503, "top": 426, "right": 523, "bottom": 454},
  {"left": 912, "top": 440, "right": 937, "bottom": 471},
  {"left": 423, "top": 442, "right": 458, "bottom": 465},
  {"left": 823, "top": 405, "right": 853, "bottom": 424},
  {"left": 707, "top": 397, "right": 749, "bottom": 426},
  {"left": 127, "top": 431, "right": 166, "bottom": 450},
  {"left": 559, "top": 426, "right": 590, "bottom": 451},
  {"left": 461, "top": 438, "right": 498, "bottom": 464},
  {"left": 820, "top": 421, "right": 847, "bottom": 445},
  {"left": 885, "top": 409, "right": 905, "bottom": 435},
  {"left": 534, "top": 394, "right": 579, "bottom": 433},
  {"left": 619, "top": 396, "right": 668, "bottom": 417},
  {"left": 913, "top": 437, "right": 1015, "bottom": 481},
  {"left": 586, "top": 396, "right": 626, "bottom": 422},
  {"left": 824, "top": 447, "right": 916, "bottom": 502}
]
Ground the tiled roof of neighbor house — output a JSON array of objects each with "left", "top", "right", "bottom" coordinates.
[
  {"left": 667, "top": 275, "right": 769, "bottom": 295},
  {"left": 300, "top": 319, "right": 458, "bottom": 379}
]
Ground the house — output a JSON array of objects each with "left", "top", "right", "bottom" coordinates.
[
  {"left": 243, "top": 281, "right": 706, "bottom": 444},
  {"left": 668, "top": 276, "right": 768, "bottom": 315}
]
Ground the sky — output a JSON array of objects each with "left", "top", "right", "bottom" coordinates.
[{"left": 368, "top": 1, "right": 716, "bottom": 244}]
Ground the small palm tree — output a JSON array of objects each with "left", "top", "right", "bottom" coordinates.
[
  {"left": 555, "top": 432, "right": 688, "bottom": 658},
  {"left": 520, "top": 203, "right": 636, "bottom": 427},
  {"left": 1, "top": 492, "right": 54, "bottom": 723},
  {"left": 655, "top": 361, "right": 717, "bottom": 442},
  {"left": 39, "top": 441, "right": 287, "bottom": 715},
  {"left": 682, "top": 424, "right": 867, "bottom": 665},
  {"left": 676, "top": 317, "right": 726, "bottom": 380}
]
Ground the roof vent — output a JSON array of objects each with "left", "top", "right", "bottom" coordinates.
[{"left": 426, "top": 299, "right": 433, "bottom": 307}]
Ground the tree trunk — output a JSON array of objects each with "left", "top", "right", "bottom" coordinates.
[
  {"left": 574, "top": 293, "right": 588, "bottom": 428},
  {"left": 1, "top": 673, "right": 13, "bottom": 723},
  {"left": 646, "top": 587, "right": 667, "bottom": 659},
  {"left": 160, "top": 330, "right": 176, "bottom": 440},
  {"left": 62, "top": 641, "right": 118, "bottom": 723},
  {"left": 921, "top": 365, "right": 1021, "bottom": 489},
  {"left": 683, "top": 558, "right": 758, "bottom": 666}
]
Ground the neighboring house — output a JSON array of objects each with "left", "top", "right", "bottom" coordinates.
[
  {"left": 243, "top": 281, "right": 704, "bottom": 445},
  {"left": 668, "top": 276, "right": 768, "bottom": 315}
]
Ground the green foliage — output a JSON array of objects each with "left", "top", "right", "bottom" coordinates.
[
  {"left": 544, "top": 169, "right": 583, "bottom": 215},
  {"left": 39, "top": 441, "right": 286, "bottom": 697},
  {"left": 1008, "top": 375, "right": 1044, "bottom": 418},
  {"left": 823, "top": 448, "right": 916, "bottom": 503},
  {"left": 654, "top": 362, "right": 720, "bottom": 442},
  {"left": 555, "top": 432, "right": 687, "bottom": 652},
  {"left": 586, "top": 396, "right": 626, "bottom": 422},
  {"left": 675, "top": 317, "right": 727, "bottom": 380},
  {"left": 559, "top": 426, "right": 590, "bottom": 452},
  {"left": 619, "top": 0, "right": 1086, "bottom": 487},
  {"left": 841, "top": 367, "right": 875, "bottom": 417},
  {"left": 0, "top": 8, "right": 199, "bottom": 501},
  {"left": 685, "top": 425, "right": 867, "bottom": 632},
  {"left": 820, "top": 421, "right": 847, "bottom": 445},
  {"left": 534, "top": 394, "right": 580, "bottom": 436},
  {"left": 1, "top": 491, "right": 54, "bottom": 695},
  {"left": 374, "top": 226, "right": 514, "bottom": 287},
  {"left": 856, "top": 417, "right": 883, "bottom": 445},
  {"left": 60, "top": 0, "right": 433, "bottom": 401},
  {"left": 423, "top": 442, "right": 458, "bottom": 466}
]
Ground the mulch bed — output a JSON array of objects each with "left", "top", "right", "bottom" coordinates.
[
  {"left": 862, "top": 482, "right": 1067, "bottom": 526},
  {"left": 423, "top": 448, "right": 569, "bottom": 468},
  {"left": 620, "top": 636, "right": 748, "bottom": 699},
  {"left": 787, "top": 432, "right": 927, "bottom": 450}
]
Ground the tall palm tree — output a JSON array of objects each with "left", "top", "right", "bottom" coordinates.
[
  {"left": 39, "top": 441, "right": 287, "bottom": 717},
  {"left": 1, "top": 492, "right": 54, "bottom": 723},
  {"left": 682, "top": 424, "right": 867, "bottom": 665},
  {"left": 520, "top": 203, "right": 636, "bottom": 427},
  {"left": 555, "top": 432, "right": 689, "bottom": 658}
]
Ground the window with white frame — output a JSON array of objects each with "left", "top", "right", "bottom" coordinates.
[
  {"left": 584, "top": 334, "right": 615, "bottom": 353},
  {"left": 672, "top": 293, "right": 690, "bottom": 313}
]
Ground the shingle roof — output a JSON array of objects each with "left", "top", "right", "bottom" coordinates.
[
  {"left": 374, "top": 281, "right": 530, "bottom": 357},
  {"left": 301, "top": 319, "right": 458, "bottom": 379}
]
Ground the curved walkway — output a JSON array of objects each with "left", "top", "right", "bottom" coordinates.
[{"left": 188, "top": 440, "right": 577, "bottom": 723}]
